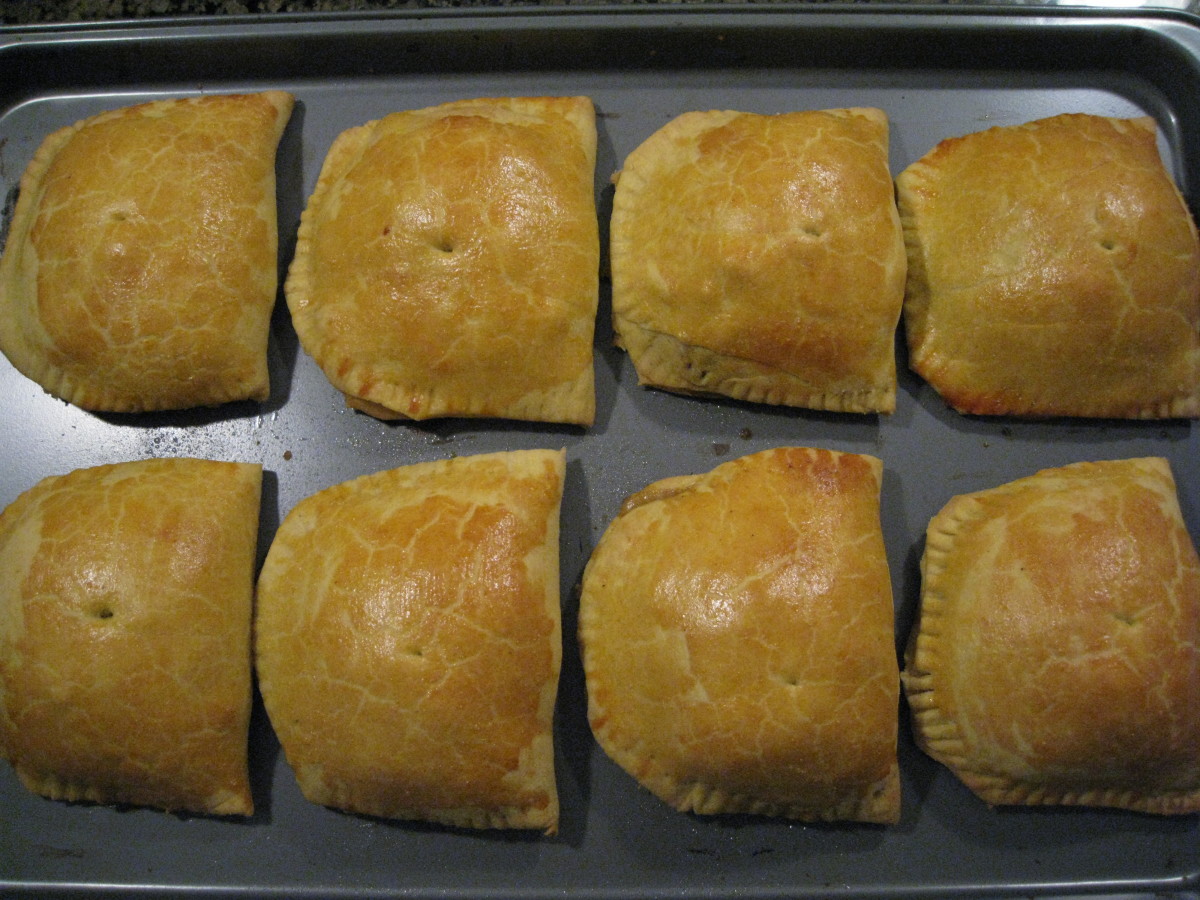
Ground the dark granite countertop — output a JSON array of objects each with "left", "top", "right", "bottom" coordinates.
[
  {"left": 2, "top": 0, "right": 853, "bottom": 26},
  {"left": 13, "top": 0, "right": 1192, "bottom": 26}
]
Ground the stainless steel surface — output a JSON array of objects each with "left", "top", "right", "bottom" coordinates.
[{"left": 0, "top": 7, "right": 1197, "bottom": 898}]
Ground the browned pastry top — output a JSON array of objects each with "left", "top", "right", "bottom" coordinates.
[
  {"left": 904, "top": 457, "right": 1200, "bottom": 814},
  {"left": 255, "top": 448, "right": 565, "bottom": 832},
  {"left": 580, "top": 446, "right": 900, "bottom": 823},
  {"left": 610, "top": 107, "right": 906, "bottom": 413},
  {"left": 0, "top": 458, "right": 262, "bottom": 815},
  {"left": 0, "top": 91, "right": 293, "bottom": 411},
  {"left": 898, "top": 113, "right": 1200, "bottom": 419},
  {"left": 286, "top": 96, "right": 598, "bottom": 425}
]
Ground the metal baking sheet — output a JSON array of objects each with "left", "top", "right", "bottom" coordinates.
[{"left": 0, "top": 6, "right": 1198, "bottom": 898}]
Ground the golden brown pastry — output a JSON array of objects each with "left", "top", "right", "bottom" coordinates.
[
  {"left": 903, "top": 458, "right": 1200, "bottom": 814},
  {"left": 0, "top": 91, "right": 294, "bottom": 412},
  {"left": 609, "top": 108, "right": 907, "bottom": 413},
  {"left": 897, "top": 113, "right": 1200, "bottom": 418},
  {"left": 285, "top": 96, "right": 599, "bottom": 425},
  {"left": 255, "top": 449, "right": 565, "bottom": 832},
  {"left": 579, "top": 447, "right": 900, "bottom": 823},
  {"left": 0, "top": 457, "right": 262, "bottom": 815}
]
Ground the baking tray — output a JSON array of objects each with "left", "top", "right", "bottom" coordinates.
[{"left": 0, "top": 5, "right": 1198, "bottom": 898}]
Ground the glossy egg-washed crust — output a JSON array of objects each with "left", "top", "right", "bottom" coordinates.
[
  {"left": 255, "top": 449, "right": 565, "bottom": 832},
  {"left": 286, "top": 97, "right": 599, "bottom": 425},
  {"left": 898, "top": 114, "right": 1200, "bottom": 419},
  {"left": 610, "top": 108, "right": 906, "bottom": 414},
  {"left": 579, "top": 447, "right": 900, "bottom": 823},
  {"left": 0, "top": 92, "right": 294, "bottom": 412},
  {"left": 903, "top": 458, "right": 1200, "bottom": 814},
  {"left": 0, "top": 458, "right": 262, "bottom": 815}
]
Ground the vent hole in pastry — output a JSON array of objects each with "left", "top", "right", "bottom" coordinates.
[
  {"left": 433, "top": 237, "right": 455, "bottom": 254},
  {"left": 1099, "top": 239, "right": 1117, "bottom": 251},
  {"left": 802, "top": 225, "right": 823, "bottom": 238},
  {"left": 106, "top": 204, "right": 136, "bottom": 224},
  {"left": 88, "top": 603, "right": 115, "bottom": 621}
]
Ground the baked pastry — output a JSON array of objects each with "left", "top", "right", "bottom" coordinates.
[
  {"left": 0, "top": 457, "right": 262, "bottom": 815},
  {"left": 255, "top": 449, "right": 565, "bottom": 832},
  {"left": 903, "top": 458, "right": 1200, "bottom": 814},
  {"left": 579, "top": 447, "right": 900, "bottom": 823},
  {"left": 0, "top": 91, "right": 294, "bottom": 412},
  {"left": 285, "top": 96, "right": 599, "bottom": 425},
  {"left": 897, "top": 113, "right": 1200, "bottom": 418},
  {"left": 609, "top": 107, "right": 906, "bottom": 413}
]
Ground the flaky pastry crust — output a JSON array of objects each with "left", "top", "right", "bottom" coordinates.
[
  {"left": 610, "top": 108, "right": 906, "bottom": 413},
  {"left": 0, "top": 92, "right": 294, "bottom": 411},
  {"left": 0, "top": 458, "right": 262, "bottom": 815},
  {"left": 255, "top": 449, "right": 565, "bottom": 832},
  {"left": 579, "top": 447, "right": 900, "bottom": 823},
  {"left": 903, "top": 458, "right": 1200, "bottom": 814},
  {"left": 898, "top": 113, "right": 1200, "bottom": 419},
  {"left": 285, "top": 96, "right": 599, "bottom": 425}
]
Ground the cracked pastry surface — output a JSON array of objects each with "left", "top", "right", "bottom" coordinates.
[
  {"left": 285, "top": 96, "right": 599, "bottom": 425},
  {"left": 578, "top": 447, "right": 900, "bottom": 823},
  {"left": 0, "top": 457, "right": 262, "bottom": 815},
  {"left": 897, "top": 113, "right": 1200, "bottom": 419},
  {"left": 903, "top": 457, "right": 1200, "bottom": 814},
  {"left": 0, "top": 91, "right": 294, "bottom": 411},
  {"left": 255, "top": 449, "right": 565, "bottom": 832},
  {"left": 609, "top": 108, "right": 906, "bottom": 413}
]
